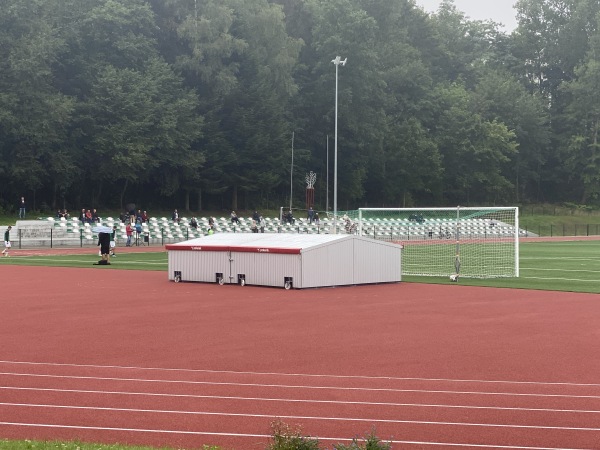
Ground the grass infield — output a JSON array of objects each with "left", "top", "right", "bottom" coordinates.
[
  {"left": 0, "top": 240, "right": 598, "bottom": 293},
  {"left": 0, "top": 251, "right": 167, "bottom": 271}
]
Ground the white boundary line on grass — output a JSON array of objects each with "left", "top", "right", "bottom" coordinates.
[
  {"left": 2, "top": 257, "right": 166, "bottom": 265},
  {"left": 521, "top": 276, "right": 600, "bottom": 283}
]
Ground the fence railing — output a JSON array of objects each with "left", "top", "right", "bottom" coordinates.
[
  {"left": 521, "top": 224, "right": 600, "bottom": 237},
  {"left": 522, "top": 206, "right": 600, "bottom": 216}
]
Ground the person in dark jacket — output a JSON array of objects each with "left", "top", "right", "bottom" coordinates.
[
  {"left": 18, "top": 197, "right": 26, "bottom": 219},
  {"left": 96, "top": 232, "right": 111, "bottom": 265},
  {"left": 2, "top": 226, "right": 12, "bottom": 257}
]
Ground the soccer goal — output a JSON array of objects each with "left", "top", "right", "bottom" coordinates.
[{"left": 357, "top": 207, "right": 520, "bottom": 278}]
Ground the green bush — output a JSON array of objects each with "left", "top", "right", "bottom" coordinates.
[
  {"left": 267, "top": 420, "right": 320, "bottom": 450},
  {"left": 333, "top": 429, "right": 392, "bottom": 450}
]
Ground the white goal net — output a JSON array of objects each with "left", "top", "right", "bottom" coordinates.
[{"left": 357, "top": 207, "right": 520, "bottom": 278}]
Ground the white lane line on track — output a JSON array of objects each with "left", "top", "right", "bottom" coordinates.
[
  {"left": 1, "top": 373, "right": 599, "bottom": 399},
  {"left": 0, "top": 422, "right": 595, "bottom": 449},
  {"left": 1, "top": 402, "right": 600, "bottom": 432},
  {"left": 2, "top": 386, "right": 600, "bottom": 414},
  {"left": 1, "top": 361, "right": 599, "bottom": 388}
]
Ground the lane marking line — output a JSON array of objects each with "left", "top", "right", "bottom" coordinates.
[
  {"left": 2, "top": 386, "right": 599, "bottom": 414},
  {"left": 1, "top": 402, "right": 600, "bottom": 431},
  {"left": 1, "top": 372, "right": 600, "bottom": 399},
  {"left": 1, "top": 361, "right": 599, "bottom": 388}
]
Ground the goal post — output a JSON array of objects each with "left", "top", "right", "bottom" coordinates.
[{"left": 357, "top": 207, "right": 520, "bottom": 278}]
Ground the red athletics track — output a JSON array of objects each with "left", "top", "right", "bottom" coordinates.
[{"left": 0, "top": 264, "right": 599, "bottom": 449}]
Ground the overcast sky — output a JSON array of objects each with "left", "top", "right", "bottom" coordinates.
[{"left": 415, "top": 0, "right": 518, "bottom": 31}]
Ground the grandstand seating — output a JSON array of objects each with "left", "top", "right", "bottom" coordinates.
[{"left": 32, "top": 213, "right": 526, "bottom": 247}]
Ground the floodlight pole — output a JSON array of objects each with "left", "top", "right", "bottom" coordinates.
[
  {"left": 326, "top": 135, "right": 329, "bottom": 213},
  {"left": 332, "top": 56, "right": 346, "bottom": 234},
  {"left": 290, "top": 131, "right": 294, "bottom": 212}
]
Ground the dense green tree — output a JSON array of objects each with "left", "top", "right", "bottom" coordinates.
[
  {"left": 471, "top": 69, "right": 550, "bottom": 202},
  {"left": 2, "top": 0, "right": 600, "bottom": 213},
  {"left": 153, "top": 0, "right": 301, "bottom": 211},
  {"left": 561, "top": 20, "right": 600, "bottom": 202},
  {"left": 0, "top": 0, "right": 76, "bottom": 208},
  {"left": 432, "top": 82, "right": 518, "bottom": 204}
]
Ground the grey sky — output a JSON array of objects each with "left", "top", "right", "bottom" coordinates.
[{"left": 415, "top": 0, "right": 518, "bottom": 31}]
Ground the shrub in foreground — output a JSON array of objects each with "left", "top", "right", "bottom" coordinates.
[
  {"left": 267, "top": 420, "right": 320, "bottom": 450},
  {"left": 267, "top": 420, "right": 391, "bottom": 450},
  {"left": 333, "top": 429, "right": 392, "bottom": 450}
]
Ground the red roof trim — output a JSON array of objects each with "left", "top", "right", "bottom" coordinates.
[{"left": 165, "top": 244, "right": 301, "bottom": 254}]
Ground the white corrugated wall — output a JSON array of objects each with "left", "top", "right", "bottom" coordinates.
[
  {"left": 168, "top": 250, "right": 230, "bottom": 282},
  {"left": 230, "top": 252, "right": 302, "bottom": 288},
  {"left": 353, "top": 238, "right": 401, "bottom": 284},
  {"left": 301, "top": 238, "right": 355, "bottom": 288}
]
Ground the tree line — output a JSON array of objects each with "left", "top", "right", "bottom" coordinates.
[{"left": 1, "top": 0, "right": 599, "bottom": 214}]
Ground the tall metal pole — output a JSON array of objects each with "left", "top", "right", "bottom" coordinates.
[
  {"left": 326, "top": 134, "right": 329, "bottom": 213},
  {"left": 332, "top": 56, "right": 346, "bottom": 234},
  {"left": 290, "top": 131, "right": 294, "bottom": 212}
]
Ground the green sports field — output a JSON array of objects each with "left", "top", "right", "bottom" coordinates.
[
  {"left": 0, "top": 240, "right": 598, "bottom": 293},
  {"left": 0, "top": 251, "right": 167, "bottom": 271},
  {"left": 405, "top": 240, "right": 600, "bottom": 293}
]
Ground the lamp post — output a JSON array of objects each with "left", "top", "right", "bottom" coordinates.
[
  {"left": 331, "top": 56, "right": 346, "bottom": 234},
  {"left": 290, "top": 131, "right": 294, "bottom": 212}
]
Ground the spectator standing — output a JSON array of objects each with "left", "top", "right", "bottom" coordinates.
[
  {"left": 251, "top": 218, "right": 258, "bottom": 233},
  {"left": 110, "top": 225, "right": 117, "bottom": 256},
  {"left": 208, "top": 217, "right": 215, "bottom": 227},
  {"left": 125, "top": 222, "right": 133, "bottom": 247},
  {"left": 18, "top": 197, "right": 26, "bottom": 219},
  {"left": 92, "top": 209, "right": 100, "bottom": 223},
  {"left": 314, "top": 213, "right": 320, "bottom": 226},
  {"left": 172, "top": 209, "right": 180, "bottom": 223},
  {"left": 141, "top": 210, "right": 148, "bottom": 223},
  {"left": 252, "top": 210, "right": 260, "bottom": 222},
  {"left": 2, "top": 226, "right": 12, "bottom": 257},
  {"left": 135, "top": 221, "right": 142, "bottom": 245},
  {"left": 259, "top": 216, "right": 266, "bottom": 233},
  {"left": 231, "top": 211, "right": 240, "bottom": 225},
  {"left": 308, "top": 207, "right": 314, "bottom": 223}
]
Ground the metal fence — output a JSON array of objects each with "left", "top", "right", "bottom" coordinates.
[{"left": 521, "top": 224, "right": 600, "bottom": 237}]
